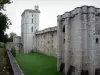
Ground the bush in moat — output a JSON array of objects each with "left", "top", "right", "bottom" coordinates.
[{"left": 11, "top": 47, "right": 16, "bottom": 57}]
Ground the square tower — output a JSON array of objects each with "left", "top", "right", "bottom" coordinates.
[{"left": 21, "top": 5, "right": 40, "bottom": 53}]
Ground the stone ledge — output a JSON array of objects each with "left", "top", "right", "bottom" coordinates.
[
  {"left": 7, "top": 51, "right": 24, "bottom": 75},
  {"left": 35, "top": 26, "right": 57, "bottom": 34}
]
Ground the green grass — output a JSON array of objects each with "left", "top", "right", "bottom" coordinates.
[
  {"left": 16, "top": 53, "right": 63, "bottom": 75},
  {"left": 0, "top": 48, "right": 4, "bottom": 56}
]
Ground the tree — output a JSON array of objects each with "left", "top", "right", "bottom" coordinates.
[
  {"left": 0, "top": 0, "right": 12, "bottom": 10},
  {"left": 9, "top": 32, "right": 16, "bottom": 42},
  {"left": 0, "top": 12, "right": 11, "bottom": 31},
  {"left": 0, "top": 12, "right": 11, "bottom": 42},
  {"left": 4, "top": 33, "right": 8, "bottom": 43},
  {"left": 0, "top": 0, "right": 12, "bottom": 42},
  {"left": 0, "top": 31, "right": 4, "bottom": 42}
]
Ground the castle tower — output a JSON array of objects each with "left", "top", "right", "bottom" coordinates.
[{"left": 21, "top": 5, "right": 40, "bottom": 53}]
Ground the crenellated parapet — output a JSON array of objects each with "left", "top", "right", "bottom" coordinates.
[
  {"left": 57, "top": 6, "right": 100, "bottom": 22},
  {"left": 57, "top": 15, "right": 62, "bottom": 22},
  {"left": 35, "top": 26, "right": 57, "bottom": 35}
]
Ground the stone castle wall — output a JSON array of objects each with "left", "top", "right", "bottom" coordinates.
[
  {"left": 11, "top": 5, "right": 100, "bottom": 75},
  {"left": 35, "top": 26, "right": 58, "bottom": 57},
  {"left": 57, "top": 6, "right": 100, "bottom": 75}
]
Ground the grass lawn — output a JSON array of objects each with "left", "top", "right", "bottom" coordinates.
[
  {"left": 16, "top": 53, "right": 63, "bottom": 75},
  {"left": 0, "top": 48, "right": 4, "bottom": 56}
]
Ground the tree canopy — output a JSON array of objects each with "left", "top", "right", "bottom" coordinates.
[
  {"left": 9, "top": 32, "right": 16, "bottom": 42},
  {"left": 0, "top": 12, "right": 11, "bottom": 32},
  {"left": 0, "top": 0, "right": 12, "bottom": 42},
  {"left": 0, "top": 0, "right": 12, "bottom": 10}
]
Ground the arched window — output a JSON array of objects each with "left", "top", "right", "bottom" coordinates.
[
  {"left": 96, "top": 38, "right": 99, "bottom": 44},
  {"left": 31, "top": 26, "right": 33, "bottom": 32}
]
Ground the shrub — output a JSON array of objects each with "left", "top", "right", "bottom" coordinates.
[
  {"left": 30, "top": 50, "right": 34, "bottom": 53},
  {"left": 19, "top": 47, "right": 22, "bottom": 53},
  {"left": 11, "top": 47, "right": 16, "bottom": 57}
]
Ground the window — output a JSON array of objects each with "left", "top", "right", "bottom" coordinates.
[
  {"left": 52, "top": 45, "right": 53, "bottom": 48},
  {"left": 63, "top": 39, "right": 65, "bottom": 44},
  {"left": 63, "top": 25, "right": 65, "bottom": 44},
  {"left": 31, "top": 26, "right": 33, "bottom": 32},
  {"left": 52, "top": 40, "right": 53, "bottom": 43},
  {"left": 51, "top": 34, "right": 53, "bottom": 37},
  {"left": 63, "top": 25, "right": 65, "bottom": 33},
  {"left": 96, "top": 38, "right": 99, "bottom": 44},
  {"left": 33, "top": 36, "right": 34, "bottom": 39},
  {"left": 44, "top": 35, "right": 45, "bottom": 38},
  {"left": 59, "top": 63, "right": 65, "bottom": 72},
  {"left": 48, "top": 41, "right": 50, "bottom": 44},
  {"left": 32, "top": 19, "right": 33, "bottom": 23}
]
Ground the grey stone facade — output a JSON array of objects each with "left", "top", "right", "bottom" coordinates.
[
  {"left": 57, "top": 6, "right": 100, "bottom": 75},
  {"left": 21, "top": 5, "right": 40, "bottom": 53},
  {"left": 35, "top": 26, "right": 57, "bottom": 57},
  {"left": 6, "top": 35, "right": 22, "bottom": 53}
]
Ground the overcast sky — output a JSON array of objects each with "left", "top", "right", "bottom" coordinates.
[{"left": 4, "top": 0, "right": 100, "bottom": 36}]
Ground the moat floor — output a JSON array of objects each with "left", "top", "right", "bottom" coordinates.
[{"left": 16, "top": 53, "right": 63, "bottom": 75}]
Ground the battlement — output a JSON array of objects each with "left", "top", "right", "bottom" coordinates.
[
  {"left": 57, "top": 5, "right": 100, "bottom": 21},
  {"left": 21, "top": 5, "right": 40, "bottom": 16},
  {"left": 35, "top": 26, "right": 57, "bottom": 35},
  {"left": 35, "top": 5, "right": 39, "bottom": 10}
]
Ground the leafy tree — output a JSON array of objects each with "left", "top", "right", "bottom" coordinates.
[
  {"left": 4, "top": 33, "right": 9, "bottom": 43},
  {"left": 11, "top": 47, "right": 16, "bottom": 57},
  {"left": 0, "top": 31, "right": 4, "bottom": 42},
  {"left": 0, "top": 0, "right": 12, "bottom": 42},
  {"left": 9, "top": 32, "right": 16, "bottom": 42},
  {"left": 0, "top": 0, "right": 12, "bottom": 10},
  {"left": 0, "top": 12, "right": 11, "bottom": 42},
  {"left": 0, "top": 12, "right": 11, "bottom": 31}
]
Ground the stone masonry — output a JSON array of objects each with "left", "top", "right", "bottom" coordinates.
[{"left": 57, "top": 5, "right": 100, "bottom": 75}]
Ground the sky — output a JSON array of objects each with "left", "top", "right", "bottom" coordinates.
[{"left": 3, "top": 0, "right": 100, "bottom": 36}]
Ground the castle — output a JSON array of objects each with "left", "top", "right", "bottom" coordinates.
[
  {"left": 7, "top": 5, "right": 100, "bottom": 75},
  {"left": 21, "top": 5, "right": 58, "bottom": 57}
]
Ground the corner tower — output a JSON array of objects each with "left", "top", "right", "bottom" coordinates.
[{"left": 21, "top": 5, "right": 40, "bottom": 53}]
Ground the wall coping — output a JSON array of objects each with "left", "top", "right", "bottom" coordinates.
[{"left": 7, "top": 51, "right": 24, "bottom": 75}]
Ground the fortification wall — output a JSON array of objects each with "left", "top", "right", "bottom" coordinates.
[
  {"left": 57, "top": 6, "right": 100, "bottom": 75},
  {"left": 35, "top": 26, "right": 58, "bottom": 57}
]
